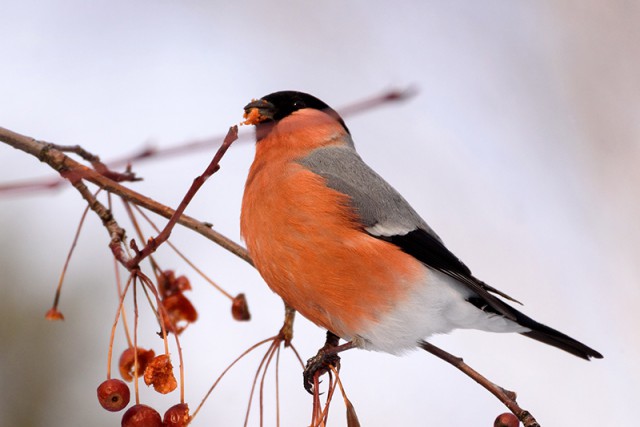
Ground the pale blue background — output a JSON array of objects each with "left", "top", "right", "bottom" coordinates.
[{"left": 1, "top": 1, "right": 637, "bottom": 425}]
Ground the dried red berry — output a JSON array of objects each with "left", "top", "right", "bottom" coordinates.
[
  {"left": 163, "top": 403, "right": 190, "bottom": 426},
  {"left": 119, "top": 347, "right": 156, "bottom": 382},
  {"left": 494, "top": 412, "right": 520, "bottom": 427},
  {"left": 97, "top": 378, "right": 130, "bottom": 412},
  {"left": 144, "top": 354, "right": 177, "bottom": 394},
  {"left": 173, "top": 275, "right": 191, "bottom": 292},
  {"left": 158, "top": 270, "right": 191, "bottom": 298},
  {"left": 121, "top": 404, "right": 162, "bottom": 427},
  {"left": 45, "top": 308, "right": 65, "bottom": 321},
  {"left": 162, "top": 293, "right": 197, "bottom": 334},
  {"left": 158, "top": 270, "right": 176, "bottom": 298},
  {"left": 231, "top": 293, "right": 251, "bottom": 321}
]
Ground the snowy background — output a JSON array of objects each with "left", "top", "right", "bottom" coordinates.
[{"left": 1, "top": 1, "right": 638, "bottom": 426}]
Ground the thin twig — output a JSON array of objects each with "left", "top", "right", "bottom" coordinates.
[
  {"left": 259, "top": 341, "right": 279, "bottom": 427},
  {"left": 329, "top": 365, "right": 360, "bottom": 427},
  {"left": 112, "top": 258, "right": 133, "bottom": 348},
  {"left": 130, "top": 202, "right": 234, "bottom": 300},
  {"left": 132, "top": 275, "right": 140, "bottom": 404},
  {"left": 337, "top": 86, "right": 418, "bottom": 117},
  {"left": 0, "top": 87, "right": 417, "bottom": 194},
  {"left": 124, "top": 126, "right": 239, "bottom": 270},
  {"left": 275, "top": 345, "right": 281, "bottom": 427},
  {"left": 43, "top": 142, "right": 140, "bottom": 183},
  {"left": 137, "top": 272, "right": 185, "bottom": 401},
  {"left": 47, "top": 193, "right": 94, "bottom": 318},
  {"left": 0, "top": 126, "right": 252, "bottom": 266},
  {"left": 106, "top": 275, "right": 134, "bottom": 379},
  {"left": 63, "top": 170, "right": 130, "bottom": 266},
  {"left": 190, "top": 336, "right": 278, "bottom": 422},
  {"left": 244, "top": 339, "right": 278, "bottom": 427},
  {"left": 419, "top": 341, "right": 540, "bottom": 427}
]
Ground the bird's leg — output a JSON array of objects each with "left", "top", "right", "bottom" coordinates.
[
  {"left": 277, "top": 303, "right": 296, "bottom": 347},
  {"left": 303, "top": 331, "right": 355, "bottom": 394}
]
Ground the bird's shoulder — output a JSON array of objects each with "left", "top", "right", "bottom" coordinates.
[{"left": 298, "top": 144, "right": 521, "bottom": 309}]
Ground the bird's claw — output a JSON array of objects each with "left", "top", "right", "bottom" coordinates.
[{"left": 303, "top": 349, "right": 341, "bottom": 394}]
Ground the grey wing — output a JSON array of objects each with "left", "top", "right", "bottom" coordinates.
[
  {"left": 297, "top": 144, "right": 441, "bottom": 239},
  {"left": 298, "top": 143, "right": 522, "bottom": 306}
]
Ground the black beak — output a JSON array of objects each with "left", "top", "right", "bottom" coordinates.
[{"left": 243, "top": 99, "right": 276, "bottom": 123}]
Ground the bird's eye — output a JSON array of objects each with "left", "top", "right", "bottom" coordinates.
[{"left": 293, "top": 100, "right": 306, "bottom": 109}]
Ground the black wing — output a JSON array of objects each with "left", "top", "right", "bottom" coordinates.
[
  {"left": 380, "top": 228, "right": 523, "bottom": 321},
  {"left": 382, "top": 228, "right": 603, "bottom": 360}
]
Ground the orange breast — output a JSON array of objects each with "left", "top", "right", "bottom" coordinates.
[{"left": 241, "top": 118, "right": 423, "bottom": 337}]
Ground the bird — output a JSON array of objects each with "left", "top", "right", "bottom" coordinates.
[{"left": 240, "top": 90, "right": 602, "bottom": 386}]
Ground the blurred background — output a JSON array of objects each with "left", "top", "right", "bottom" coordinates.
[{"left": 1, "top": 1, "right": 638, "bottom": 425}]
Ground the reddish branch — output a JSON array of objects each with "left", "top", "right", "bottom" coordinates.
[
  {"left": 0, "top": 88, "right": 417, "bottom": 194},
  {"left": 419, "top": 341, "right": 540, "bottom": 427},
  {"left": 120, "top": 125, "right": 239, "bottom": 269},
  {"left": 0, "top": 125, "right": 252, "bottom": 267}
]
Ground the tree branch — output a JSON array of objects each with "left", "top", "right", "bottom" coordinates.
[
  {"left": 0, "top": 87, "right": 418, "bottom": 194},
  {"left": 0, "top": 126, "right": 252, "bottom": 267},
  {"left": 121, "top": 125, "right": 239, "bottom": 270},
  {"left": 419, "top": 341, "right": 540, "bottom": 427}
]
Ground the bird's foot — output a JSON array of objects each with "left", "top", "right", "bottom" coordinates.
[
  {"left": 303, "top": 346, "right": 342, "bottom": 394},
  {"left": 303, "top": 331, "right": 354, "bottom": 394}
]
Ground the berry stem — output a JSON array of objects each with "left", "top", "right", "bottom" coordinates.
[
  {"left": 312, "top": 367, "right": 337, "bottom": 427},
  {"left": 137, "top": 272, "right": 185, "bottom": 402},
  {"left": 108, "top": 193, "right": 134, "bottom": 349},
  {"left": 132, "top": 275, "right": 140, "bottom": 405},
  {"left": 137, "top": 274, "right": 170, "bottom": 357},
  {"left": 244, "top": 339, "right": 278, "bottom": 427},
  {"left": 48, "top": 195, "right": 93, "bottom": 318},
  {"left": 107, "top": 274, "right": 134, "bottom": 379},
  {"left": 258, "top": 340, "right": 279, "bottom": 425},
  {"left": 275, "top": 345, "right": 281, "bottom": 427},
  {"left": 190, "top": 336, "right": 277, "bottom": 422},
  {"left": 113, "top": 258, "right": 133, "bottom": 348}
]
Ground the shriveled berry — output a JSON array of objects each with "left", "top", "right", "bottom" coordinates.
[
  {"left": 144, "top": 354, "right": 177, "bottom": 394},
  {"left": 121, "top": 404, "right": 162, "bottom": 427},
  {"left": 162, "top": 293, "right": 197, "bottom": 334},
  {"left": 158, "top": 271, "right": 191, "bottom": 298},
  {"left": 119, "top": 347, "right": 156, "bottom": 382},
  {"left": 494, "top": 412, "right": 520, "bottom": 427},
  {"left": 163, "top": 403, "right": 190, "bottom": 426},
  {"left": 231, "top": 293, "right": 251, "bottom": 321},
  {"left": 97, "top": 378, "right": 130, "bottom": 412},
  {"left": 45, "top": 308, "right": 65, "bottom": 321}
]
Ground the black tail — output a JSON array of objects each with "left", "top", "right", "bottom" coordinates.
[
  {"left": 514, "top": 309, "right": 603, "bottom": 360},
  {"left": 465, "top": 293, "right": 603, "bottom": 360}
]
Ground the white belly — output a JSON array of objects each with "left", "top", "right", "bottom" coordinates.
[{"left": 351, "top": 267, "right": 530, "bottom": 354}]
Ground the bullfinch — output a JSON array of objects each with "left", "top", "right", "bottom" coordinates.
[{"left": 240, "top": 91, "right": 602, "bottom": 379}]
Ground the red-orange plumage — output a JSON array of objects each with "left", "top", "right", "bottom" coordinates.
[
  {"left": 240, "top": 91, "right": 602, "bottom": 361},
  {"left": 241, "top": 109, "right": 423, "bottom": 338}
]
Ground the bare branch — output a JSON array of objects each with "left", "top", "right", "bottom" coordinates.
[
  {"left": 123, "top": 126, "right": 238, "bottom": 269},
  {"left": 1, "top": 87, "right": 418, "bottom": 194},
  {"left": 419, "top": 341, "right": 540, "bottom": 427},
  {"left": 0, "top": 126, "right": 252, "bottom": 266}
]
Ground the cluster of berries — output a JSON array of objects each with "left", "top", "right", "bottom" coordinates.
[{"left": 97, "top": 376, "right": 188, "bottom": 426}]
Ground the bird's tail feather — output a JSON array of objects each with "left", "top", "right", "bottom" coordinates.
[{"left": 514, "top": 310, "right": 603, "bottom": 360}]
